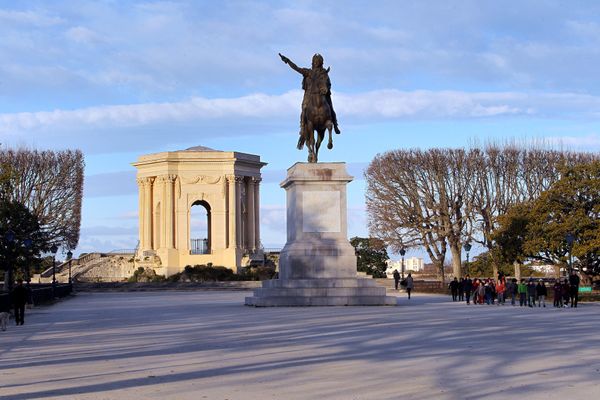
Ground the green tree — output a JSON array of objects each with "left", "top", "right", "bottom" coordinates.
[
  {"left": 494, "top": 161, "right": 600, "bottom": 276},
  {"left": 466, "top": 251, "right": 501, "bottom": 278},
  {"left": 350, "top": 237, "right": 389, "bottom": 278},
  {"left": 466, "top": 249, "right": 543, "bottom": 278},
  {"left": 0, "top": 200, "right": 49, "bottom": 286},
  {"left": 494, "top": 202, "right": 532, "bottom": 265}
]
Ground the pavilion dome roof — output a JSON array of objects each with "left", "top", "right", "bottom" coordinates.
[{"left": 183, "top": 145, "right": 221, "bottom": 152}]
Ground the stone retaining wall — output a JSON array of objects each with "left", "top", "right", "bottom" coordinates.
[
  {"left": 375, "top": 278, "right": 445, "bottom": 293},
  {"left": 74, "top": 281, "right": 262, "bottom": 291}
]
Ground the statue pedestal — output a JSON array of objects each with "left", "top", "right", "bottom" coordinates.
[{"left": 245, "top": 162, "right": 396, "bottom": 306}]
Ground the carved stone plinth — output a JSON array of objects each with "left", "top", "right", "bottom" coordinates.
[{"left": 245, "top": 162, "right": 396, "bottom": 306}]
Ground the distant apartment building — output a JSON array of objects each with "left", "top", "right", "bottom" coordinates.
[
  {"left": 385, "top": 257, "right": 425, "bottom": 278},
  {"left": 404, "top": 257, "right": 424, "bottom": 272}
]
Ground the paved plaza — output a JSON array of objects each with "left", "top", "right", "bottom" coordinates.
[{"left": 1, "top": 291, "right": 599, "bottom": 400}]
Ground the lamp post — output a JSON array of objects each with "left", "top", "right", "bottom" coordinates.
[
  {"left": 464, "top": 241, "right": 472, "bottom": 277},
  {"left": 66, "top": 251, "right": 73, "bottom": 284},
  {"left": 565, "top": 233, "right": 575, "bottom": 275},
  {"left": 50, "top": 244, "right": 58, "bottom": 297},
  {"left": 3, "top": 229, "right": 16, "bottom": 292},
  {"left": 23, "top": 238, "right": 33, "bottom": 283},
  {"left": 399, "top": 248, "right": 406, "bottom": 279}
]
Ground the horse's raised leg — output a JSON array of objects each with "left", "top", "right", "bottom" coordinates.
[{"left": 326, "top": 121, "right": 333, "bottom": 150}]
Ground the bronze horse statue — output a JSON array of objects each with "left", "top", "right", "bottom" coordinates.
[{"left": 279, "top": 53, "right": 340, "bottom": 163}]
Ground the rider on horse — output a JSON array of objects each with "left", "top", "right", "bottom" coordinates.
[{"left": 279, "top": 53, "right": 341, "bottom": 141}]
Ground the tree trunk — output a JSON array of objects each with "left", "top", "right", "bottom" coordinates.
[
  {"left": 513, "top": 261, "right": 521, "bottom": 280},
  {"left": 450, "top": 244, "right": 462, "bottom": 278},
  {"left": 492, "top": 263, "right": 499, "bottom": 281}
]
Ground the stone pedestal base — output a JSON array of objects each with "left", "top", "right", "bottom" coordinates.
[
  {"left": 245, "top": 277, "right": 397, "bottom": 306},
  {"left": 245, "top": 162, "right": 396, "bottom": 307}
]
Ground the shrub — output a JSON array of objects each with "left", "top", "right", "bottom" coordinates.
[
  {"left": 238, "top": 266, "right": 277, "bottom": 281},
  {"left": 128, "top": 267, "right": 165, "bottom": 282},
  {"left": 179, "top": 265, "right": 238, "bottom": 282}
]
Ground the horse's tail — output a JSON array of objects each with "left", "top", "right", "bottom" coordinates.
[{"left": 297, "top": 135, "right": 305, "bottom": 150}]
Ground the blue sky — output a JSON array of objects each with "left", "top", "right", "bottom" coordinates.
[{"left": 2, "top": 1, "right": 600, "bottom": 261}]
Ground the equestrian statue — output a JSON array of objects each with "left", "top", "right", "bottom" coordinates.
[{"left": 279, "top": 53, "right": 341, "bottom": 163}]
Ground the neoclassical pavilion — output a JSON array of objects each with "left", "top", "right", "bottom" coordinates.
[{"left": 132, "top": 146, "right": 266, "bottom": 276}]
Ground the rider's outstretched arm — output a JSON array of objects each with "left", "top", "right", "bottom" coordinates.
[{"left": 279, "top": 53, "right": 306, "bottom": 75}]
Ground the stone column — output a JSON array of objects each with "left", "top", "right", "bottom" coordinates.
[
  {"left": 155, "top": 176, "right": 166, "bottom": 250},
  {"left": 136, "top": 178, "right": 146, "bottom": 250},
  {"left": 142, "top": 177, "right": 154, "bottom": 250},
  {"left": 247, "top": 178, "right": 256, "bottom": 251},
  {"left": 163, "top": 174, "right": 177, "bottom": 249},
  {"left": 227, "top": 175, "right": 237, "bottom": 249},
  {"left": 235, "top": 177, "right": 244, "bottom": 249},
  {"left": 253, "top": 177, "right": 261, "bottom": 250}
]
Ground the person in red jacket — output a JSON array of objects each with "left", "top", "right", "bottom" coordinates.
[
  {"left": 496, "top": 279, "right": 506, "bottom": 305},
  {"left": 472, "top": 279, "right": 480, "bottom": 305}
]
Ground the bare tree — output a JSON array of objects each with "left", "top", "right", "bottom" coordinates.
[
  {"left": 366, "top": 149, "right": 474, "bottom": 281},
  {"left": 367, "top": 145, "right": 597, "bottom": 280},
  {"left": 434, "top": 148, "right": 477, "bottom": 279},
  {"left": 469, "top": 146, "right": 597, "bottom": 277},
  {"left": 470, "top": 145, "right": 522, "bottom": 278},
  {"left": 0, "top": 148, "right": 84, "bottom": 250}
]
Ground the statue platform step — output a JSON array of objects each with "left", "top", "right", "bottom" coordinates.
[
  {"left": 245, "top": 278, "right": 397, "bottom": 307},
  {"left": 245, "top": 295, "right": 397, "bottom": 307},
  {"left": 261, "top": 278, "right": 378, "bottom": 289}
]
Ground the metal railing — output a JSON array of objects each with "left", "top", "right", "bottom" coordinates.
[
  {"left": 107, "top": 249, "right": 136, "bottom": 255},
  {"left": 190, "top": 238, "right": 210, "bottom": 255},
  {"left": 0, "top": 283, "right": 72, "bottom": 310}
]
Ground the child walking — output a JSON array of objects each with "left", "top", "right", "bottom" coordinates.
[
  {"left": 553, "top": 280, "right": 563, "bottom": 308},
  {"left": 536, "top": 280, "right": 547, "bottom": 308},
  {"left": 518, "top": 279, "right": 528, "bottom": 307},
  {"left": 527, "top": 279, "right": 537, "bottom": 307}
]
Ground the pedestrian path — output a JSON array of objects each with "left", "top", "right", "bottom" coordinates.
[{"left": 1, "top": 291, "right": 599, "bottom": 399}]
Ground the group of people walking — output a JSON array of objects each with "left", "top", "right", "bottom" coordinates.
[
  {"left": 392, "top": 270, "right": 414, "bottom": 299},
  {"left": 449, "top": 272, "right": 581, "bottom": 308}
]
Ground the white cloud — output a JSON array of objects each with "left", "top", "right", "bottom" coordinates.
[
  {"left": 260, "top": 204, "right": 286, "bottom": 230},
  {"left": 0, "top": 91, "right": 301, "bottom": 135},
  {"left": 0, "top": 9, "right": 64, "bottom": 26},
  {"left": 65, "top": 26, "right": 102, "bottom": 44},
  {"left": 4, "top": 90, "right": 600, "bottom": 138},
  {"left": 6, "top": 1, "right": 600, "bottom": 107}
]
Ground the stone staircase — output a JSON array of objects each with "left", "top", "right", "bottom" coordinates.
[{"left": 39, "top": 252, "right": 135, "bottom": 283}]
